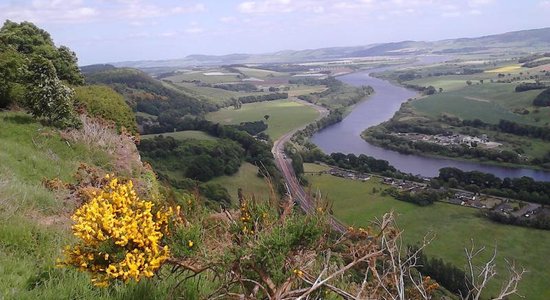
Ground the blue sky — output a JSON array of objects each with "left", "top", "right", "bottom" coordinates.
[{"left": 1, "top": 0, "right": 549, "bottom": 65}]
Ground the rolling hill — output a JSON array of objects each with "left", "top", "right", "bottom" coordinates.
[{"left": 109, "top": 27, "right": 550, "bottom": 69}]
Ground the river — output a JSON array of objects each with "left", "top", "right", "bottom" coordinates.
[{"left": 311, "top": 59, "right": 550, "bottom": 181}]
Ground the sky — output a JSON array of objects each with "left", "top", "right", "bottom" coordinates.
[{"left": 0, "top": 0, "right": 549, "bottom": 65}]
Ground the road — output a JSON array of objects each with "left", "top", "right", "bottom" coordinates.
[{"left": 271, "top": 99, "right": 347, "bottom": 233}]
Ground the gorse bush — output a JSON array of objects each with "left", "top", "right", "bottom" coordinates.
[{"left": 62, "top": 175, "right": 180, "bottom": 287}]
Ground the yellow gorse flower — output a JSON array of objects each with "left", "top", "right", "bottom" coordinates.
[{"left": 62, "top": 175, "right": 177, "bottom": 286}]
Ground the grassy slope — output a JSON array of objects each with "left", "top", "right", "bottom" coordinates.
[
  {"left": 141, "top": 130, "right": 218, "bottom": 141},
  {"left": 304, "top": 164, "right": 550, "bottom": 300},
  {"left": 206, "top": 100, "right": 319, "bottom": 140},
  {"left": 0, "top": 112, "right": 175, "bottom": 299},
  {"left": 209, "top": 163, "right": 272, "bottom": 203}
]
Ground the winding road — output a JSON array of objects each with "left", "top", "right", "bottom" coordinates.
[{"left": 271, "top": 99, "right": 347, "bottom": 232}]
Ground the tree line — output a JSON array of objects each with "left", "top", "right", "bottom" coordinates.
[
  {"left": 84, "top": 67, "right": 216, "bottom": 119},
  {"left": 434, "top": 167, "right": 550, "bottom": 205},
  {"left": 236, "top": 92, "right": 288, "bottom": 104},
  {"left": 143, "top": 117, "right": 280, "bottom": 185},
  {"left": 139, "top": 136, "right": 243, "bottom": 182},
  {"left": 383, "top": 188, "right": 449, "bottom": 206}
]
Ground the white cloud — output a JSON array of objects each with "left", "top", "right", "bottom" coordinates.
[
  {"left": 539, "top": 0, "right": 550, "bottom": 9},
  {"left": 117, "top": 2, "right": 205, "bottom": 19},
  {"left": 0, "top": 0, "right": 98, "bottom": 23},
  {"left": 185, "top": 27, "right": 205, "bottom": 34},
  {"left": 238, "top": 0, "right": 326, "bottom": 14},
  {"left": 238, "top": 0, "right": 297, "bottom": 13},
  {"left": 468, "top": 0, "right": 495, "bottom": 7},
  {"left": 220, "top": 16, "right": 238, "bottom": 23},
  {"left": 0, "top": 1, "right": 206, "bottom": 24},
  {"left": 235, "top": 0, "right": 501, "bottom": 19}
]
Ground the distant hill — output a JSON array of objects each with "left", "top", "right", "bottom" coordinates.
[{"left": 107, "top": 27, "right": 550, "bottom": 70}]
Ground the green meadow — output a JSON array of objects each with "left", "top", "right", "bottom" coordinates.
[
  {"left": 206, "top": 100, "right": 319, "bottom": 140},
  {"left": 209, "top": 162, "right": 272, "bottom": 202}
]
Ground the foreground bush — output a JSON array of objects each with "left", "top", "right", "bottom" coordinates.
[
  {"left": 62, "top": 175, "right": 178, "bottom": 287},
  {"left": 74, "top": 85, "right": 138, "bottom": 135}
]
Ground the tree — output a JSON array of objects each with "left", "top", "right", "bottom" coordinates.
[
  {"left": 425, "top": 85, "right": 436, "bottom": 95},
  {"left": 53, "top": 45, "right": 84, "bottom": 85},
  {"left": 533, "top": 88, "right": 550, "bottom": 107},
  {"left": 264, "top": 114, "right": 270, "bottom": 121},
  {"left": 0, "top": 47, "right": 25, "bottom": 108},
  {"left": 25, "top": 56, "right": 78, "bottom": 127}
]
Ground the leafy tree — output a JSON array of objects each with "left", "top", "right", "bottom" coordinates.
[
  {"left": 264, "top": 114, "right": 270, "bottom": 121},
  {"left": 533, "top": 88, "right": 550, "bottom": 107},
  {"left": 0, "top": 20, "right": 55, "bottom": 56},
  {"left": 25, "top": 56, "right": 78, "bottom": 127},
  {"left": 0, "top": 47, "right": 25, "bottom": 107},
  {"left": 53, "top": 45, "right": 84, "bottom": 85},
  {"left": 0, "top": 20, "right": 84, "bottom": 85}
]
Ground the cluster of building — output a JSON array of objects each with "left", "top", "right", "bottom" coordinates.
[
  {"left": 447, "top": 191, "right": 484, "bottom": 208},
  {"left": 315, "top": 163, "right": 546, "bottom": 225},
  {"left": 393, "top": 132, "right": 502, "bottom": 149},
  {"left": 446, "top": 190, "right": 545, "bottom": 221},
  {"left": 327, "top": 168, "right": 371, "bottom": 181},
  {"left": 494, "top": 201, "right": 543, "bottom": 219},
  {"left": 381, "top": 177, "right": 426, "bottom": 192}
]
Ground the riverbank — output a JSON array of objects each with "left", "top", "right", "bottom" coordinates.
[
  {"left": 361, "top": 129, "right": 550, "bottom": 172},
  {"left": 311, "top": 69, "right": 550, "bottom": 181}
]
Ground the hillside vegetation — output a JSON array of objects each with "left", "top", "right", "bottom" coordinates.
[
  {"left": 74, "top": 85, "right": 138, "bottom": 134},
  {"left": 0, "top": 20, "right": 536, "bottom": 300},
  {"left": 0, "top": 112, "right": 173, "bottom": 299},
  {"left": 83, "top": 66, "right": 216, "bottom": 131},
  {"left": 365, "top": 56, "right": 550, "bottom": 169}
]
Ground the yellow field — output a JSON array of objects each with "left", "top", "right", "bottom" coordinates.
[{"left": 485, "top": 64, "right": 522, "bottom": 73}]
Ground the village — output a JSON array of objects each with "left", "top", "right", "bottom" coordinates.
[
  {"left": 313, "top": 165, "right": 547, "bottom": 225},
  {"left": 392, "top": 132, "right": 502, "bottom": 149}
]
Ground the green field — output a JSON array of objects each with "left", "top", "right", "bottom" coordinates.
[
  {"left": 304, "top": 166, "right": 550, "bottom": 299},
  {"left": 209, "top": 162, "right": 272, "bottom": 203},
  {"left": 206, "top": 100, "right": 319, "bottom": 139},
  {"left": 142, "top": 130, "right": 217, "bottom": 141},
  {"left": 164, "top": 70, "right": 241, "bottom": 84},
  {"left": 412, "top": 83, "right": 549, "bottom": 125},
  {"left": 407, "top": 75, "right": 492, "bottom": 92},
  {"left": 485, "top": 64, "right": 522, "bottom": 73},
  {"left": 235, "top": 67, "right": 288, "bottom": 78},
  {"left": 167, "top": 82, "right": 268, "bottom": 106}
]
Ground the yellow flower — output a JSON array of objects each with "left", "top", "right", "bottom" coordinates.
[
  {"left": 62, "top": 177, "right": 174, "bottom": 286},
  {"left": 188, "top": 240, "right": 194, "bottom": 248}
]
